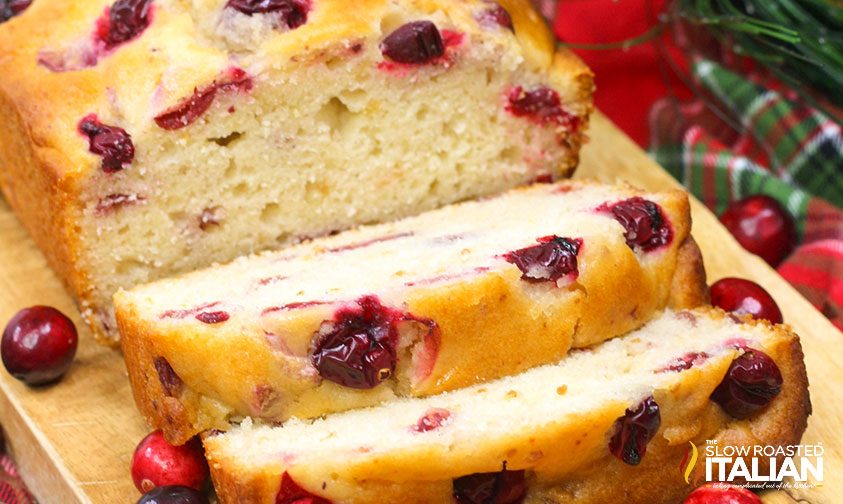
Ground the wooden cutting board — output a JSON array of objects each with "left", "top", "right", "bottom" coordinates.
[{"left": 0, "top": 112, "right": 838, "bottom": 504}]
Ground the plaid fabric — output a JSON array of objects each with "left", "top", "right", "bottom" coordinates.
[
  {"left": 0, "top": 452, "right": 35, "bottom": 504},
  {"left": 650, "top": 59, "right": 843, "bottom": 330}
]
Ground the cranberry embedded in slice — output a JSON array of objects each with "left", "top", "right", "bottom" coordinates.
[
  {"left": 1, "top": 306, "right": 78, "bottom": 386},
  {"left": 710, "top": 350, "right": 782, "bottom": 419},
  {"left": 195, "top": 311, "right": 230, "bottom": 324},
  {"left": 504, "top": 236, "right": 582, "bottom": 283},
  {"left": 453, "top": 465, "right": 526, "bottom": 504},
  {"left": 99, "top": 0, "right": 153, "bottom": 49},
  {"left": 137, "top": 485, "right": 209, "bottom": 504},
  {"left": 154, "top": 69, "right": 252, "bottom": 130},
  {"left": 658, "top": 352, "right": 710, "bottom": 373},
  {"left": 153, "top": 357, "right": 183, "bottom": 397},
  {"left": 78, "top": 115, "right": 135, "bottom": 173},
  {"left": 412, "top": 408, "right": 452, "bottom": 433},
  {"left": 381, "top": 21, "right": 444, "bottom": 64},
  {"left": 506, "top": 86, "right": 577, "bottom": 128},
  {"left": 276, "top": 472, "right": 331, "bottom": 504},
  {"left": 608, "top": 395, "right": 661, "bottom": 465},
  {"left": 0, "top": 0, "right": 32, "bottom": 23},
  {"left": 131, "top": 431, "right": 209, "bottom": 493},
  {"left": 607, "top": 197, "right": 673, "bottom": 251},
  {"left": 710, "top": 278, "right": 783, "bottom": 324},
  {"left": 225, "top": 0, "right": 309, "bottom": 29},
  {"left": 310, "top": 296, "right": 402, "bottom": 389}
]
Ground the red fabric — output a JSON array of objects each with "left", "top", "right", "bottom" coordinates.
[{"left": 553, "top": 0, "right": 694, "bottom": 145}]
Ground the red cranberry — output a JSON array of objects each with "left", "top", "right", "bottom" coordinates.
[
  {"left": 659, "top": 352, "right": 710, "bottom": 373},
  {"left": 683, "top": 483, "right": 762, "bottom": 504},
  {"left": 310, "top": 296, "right": 401, "bottom": 389},
  {"left": 131, "top": 431, "right": 209, "bottom": 493},
  {"left": 412, "top": 408, "right": 452, "bottom": 433},
  {"left": 504, "top": 236, "right": 582, "bottom": 283},
  {"left": 608, "top": 395, "right": 661, "bottom": 465},
  {"left": 477, "top": 2, "right": 513, "bottom": 31},
  {"left": 1, "top": 306, "right": 78, "bottom": 386},
  {"left": 720, "top": 195, "right": 797, "bottom": 267},
  {"left": 710, "top": 278, "right": 783, "bottom": 324},
  {"left": 276, "top": 472, "right": 331, "bottom": 504},
  {"left": 453, "top": 465, "right": 526, "bottom": 504},
  {"left": 79, "top": 115, "right": 135, "bottom": 172},
  {"left": 195, "top": 311, "right": 229, "bottom": 324},
  {"left": 225, "top": 0, "right": 309, "bottom": 29},
  {"left": 607, "top": 197, "right": 673, "bottom": 251},
  {"left": 137, "top": 485, "right": 209, "bottom": 504},
  {"left": 99, "top": 0, "right": 153, "bottom": 49},
  {"left": 0, "top": 0, "right": 32, "bottom": 23},
  {"left": 154, "top": 69, "right": 252, "bottom": 130},
  {"left": 710, "top": 350, "right": 782, "bottom": 419},
  {"left": 506, "top": 86, "right": 577, "bottom": 128},
  {"left": 153, "top": 357, "right": 183, "bottom": 397},
  {"left": 381, "top": 21, "right": 444, "bottom": 64}
]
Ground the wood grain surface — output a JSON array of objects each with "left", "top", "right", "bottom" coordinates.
[{"left": 0, "top": 112, "right": 836, "bottom": 503}]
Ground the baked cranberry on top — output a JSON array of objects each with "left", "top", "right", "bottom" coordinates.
[
  {"left": 225, "top": 0, "right": 310, "bottom": 30},
  {"left": 0, "top": 0, "right": 32, "bottom": 23},
  {"left": 381, "top": 21, "right": 444, "bottom": 64},
  {"left": 78, "top": 114, "right": 135, "bottom": 173},
  {"left": 96, "top": 0, "right": 153, "bottom": 50},
  {"left": 476, "top": 2, "right": 514, "bottom": 31}
]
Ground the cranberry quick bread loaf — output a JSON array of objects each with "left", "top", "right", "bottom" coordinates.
[
  {"left": 0, "top": 0, "right": 593, "bottom": 344},
  {"left": 115, "top": 181, "right": 706, "bottom": 444},
  {"left": 204, "top": 309, "right": 810, "bottom": 504}
]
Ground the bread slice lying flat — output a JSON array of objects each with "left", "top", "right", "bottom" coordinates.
[
  {"left": 204, "top": 308, "right": 810, "bottom": 504},
  {"left": 115, "top": 181, "right": 706, "bottom": 444}
]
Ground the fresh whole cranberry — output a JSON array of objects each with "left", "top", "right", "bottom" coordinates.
[
  {"left": 276, "top": 472, "right": 331, "bottom": 504},
  {"left": 131, "top": 431, "right": 209, "bottom": 493},
  {"left": 0, "top": 0, "right": 32, "bottom": 23},
  {"left": 1, "top": 306, "right": 78, "bottom": 386},
  {"left": 78, "top": 115, "right": 135, "bottom": 172},
  {"left": 719, "top": 195, "right": 797, "bottom": 267},
  {"left": 608, "top": 395, "right": 661, "bottom": 465},
  {"left": 101, "top": 0, "right": 153, "bottom": 49},
  {"left": 710, "top": 350, "right": 782, "bottom": 419},
  {"left": 453, "top": 466, "right": 526, "bottom": 504},
  {"left": 137, "top": 485, "right": 209, "bottom": 504},
  {"left": 683, "top": 483, "right": 762, "bottom": 504},
  {"left": 607, "top": 197, "right": 673, "bottom": 251},
  {"left": 504, "top": 236, "right": 582, "bottom": 283},
  {"left": 225, "top": 0, "right": 309, "bottom": 29},
  {"left": 381, "top": 21, "right": 444, "bottom": 64},
  {"left": 310, "top": 296, "right": 401, "bottom": 389},
  {"left": 710, "top": 278, "right": 783, "bottom": 324}
]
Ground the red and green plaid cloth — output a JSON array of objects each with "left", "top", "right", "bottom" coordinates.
[{"left": 649, "top": 59, "right": 843, "bottom": 330}]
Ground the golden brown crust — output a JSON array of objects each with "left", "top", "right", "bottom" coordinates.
[{"left": 670, "top": 235, "right": 709, "bottom": 310}]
